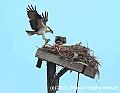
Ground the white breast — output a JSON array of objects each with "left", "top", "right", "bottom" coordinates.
[{"left": 38, "top": 28, "right": 48, "bottom": 35}]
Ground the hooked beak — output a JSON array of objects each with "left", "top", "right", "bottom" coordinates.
[
  {"left": 47, "top": 26, "right": 53, "bottom": 34},
  {"left": 50, "top": 30, "right": 53, "bottom": 34}
]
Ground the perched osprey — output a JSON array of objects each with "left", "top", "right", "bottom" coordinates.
[
  {"left": 55, "top": 36, "right": 66, "bottom": 45},
  {"left": 54, "top": 36, "right": 66, "bottom": 50},
  {"left": 26, "top": 5, "right": 53, "bottom": 45}
]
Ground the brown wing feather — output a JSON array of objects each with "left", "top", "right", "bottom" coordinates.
[
  {"left": 26, "top": 5, "right": 37, "bottom": 19},
  {"left": 37, "top": 19, "right": 46, "bottom": 28},
  {"left": 26, "top": 5, "right": 39, "bottom": 30},
  {"left": 29, "top": 19, "right": 39, "bottom": 31},
  {"left": 41, "top": 11, "right": 48, "bottom": 26},
  {"left": 27, "top": 11, "right": 36, "bottom": 19},
  {"left": 26, "top": 5, "right": 47, "bottom": 30}
]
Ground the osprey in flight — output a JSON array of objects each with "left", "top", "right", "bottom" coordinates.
[{"left": 26, "top": 5, "right": 53, "bottom": 45}]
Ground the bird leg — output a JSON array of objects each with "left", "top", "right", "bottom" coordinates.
[
  {"left": 45, "top": 39, "right": 50, "bottom": 45},
  {"left": 41, "top": 31, "right": 50, "bottom": 47},
  {"left": 42, "top": 39, "right": 50, "bottom": 47}
]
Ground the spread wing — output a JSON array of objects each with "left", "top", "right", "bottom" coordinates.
[
  {"left": 26, "top": 5, "right": 37, "bottom": 19},
  {"left": 26, "top": 5, "right": 48, "bottom": 31},
  {"left": 41, "top": 11, "right": 48, "bottom": 26}
]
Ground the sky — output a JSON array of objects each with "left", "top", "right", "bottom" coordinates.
[{"left": 0, "top": 0, "right": 120, "bottom": 93}]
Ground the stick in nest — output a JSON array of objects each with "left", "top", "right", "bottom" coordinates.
[
  {"left": 60, "top": 52, "right": 79, "bottom": 65},
  {"left": 51, "top": 44, "right": 63, "bottom": 57},
  {"left": 70, "top": 52, "right": 79, "bottom": 64}
]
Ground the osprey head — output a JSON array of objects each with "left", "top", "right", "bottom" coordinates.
[{"left": 55, "top": 36, "right": 66, "bottom": 45}]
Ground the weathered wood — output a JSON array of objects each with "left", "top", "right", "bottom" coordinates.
[
  {"left": 53, "top": 67, "right": 69, "bottom": 81},
  {"left": 36, "top": 49, "right": 97, "bottom": 78},
  {"left": 47, "top": 62, "right": 56, "bottom": 93},
  {"left": 54, "top": 76, "right": 59, "bottom": 91},
  {"left": 36, "top": 49, "right": 83, "bottom": 72},
  {"left": 36, "top": 59, "right": 42, "bottom": 68},
  {"left": 83, "top": 66, "right": 97, "bottom": 78}
]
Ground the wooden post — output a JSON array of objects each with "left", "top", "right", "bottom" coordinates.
[
  {"left": 47, "top": 62, "right": 56, "bottom": 93},
  {"left": 36, "top": 59, "right": 42, "bottom": 68}
]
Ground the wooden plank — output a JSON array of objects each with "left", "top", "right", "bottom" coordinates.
[
  {"left": 35, "top": 49, "right": 97, "bottom": 78},
  {"left": 36, "top": 59, "right": 42, "bottom": 68},
  {"left": 83, "top": 66, "right": 97, "bottom": 78},
  {"left": 36, "top": 49, "right": 83, "bottom": 72}
]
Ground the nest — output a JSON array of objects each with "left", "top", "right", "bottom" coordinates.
[{"left": 41, "top": 43, "right": 100, "bottom": 78}]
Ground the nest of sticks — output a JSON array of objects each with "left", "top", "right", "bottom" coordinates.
[{"left": 41, "top": 43, "right": 100, "bottom": 78}]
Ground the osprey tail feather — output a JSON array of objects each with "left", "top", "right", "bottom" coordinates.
[{"left": 26, "top": 30, "right": 37, "bottom": 36}]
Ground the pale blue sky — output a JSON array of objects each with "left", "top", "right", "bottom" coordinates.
[{"left": 0, "top": 0, "right": 120, "bottom": 93}]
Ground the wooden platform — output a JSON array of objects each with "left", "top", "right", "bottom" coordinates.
[{"left": 35, "top": 48, "right": 98, "bottom": 79}]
